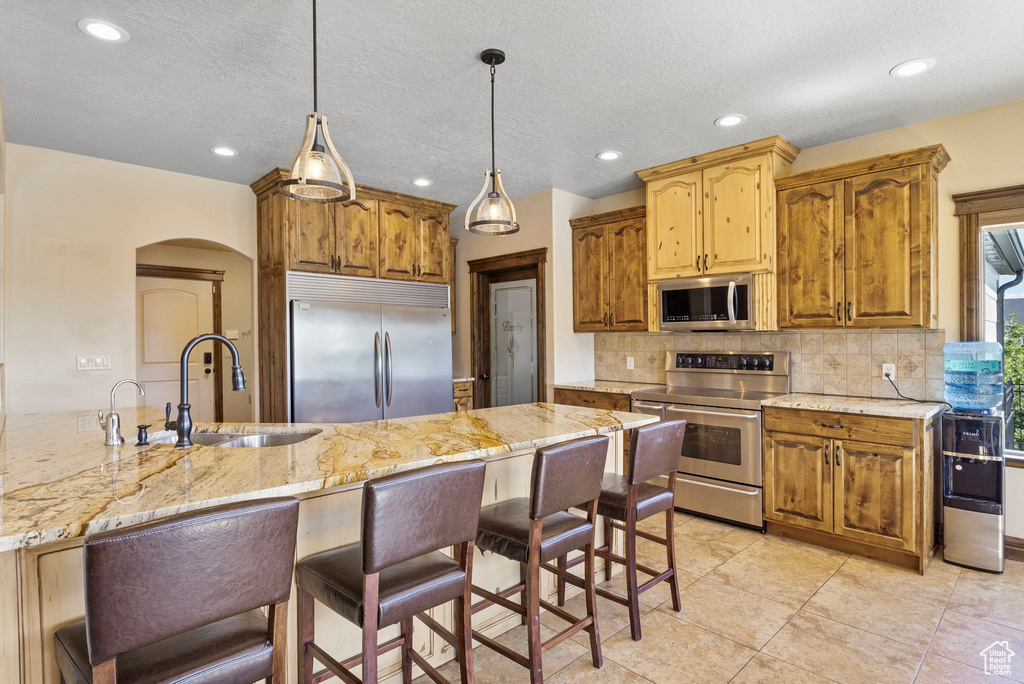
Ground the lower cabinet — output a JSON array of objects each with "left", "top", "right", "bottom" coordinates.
[
  {"left": 763, "top": 407, "right": 938, "bottom": 572},
  {"left": 552, "top": 387, "right": 632, "bottom": 469},
  {"left": 453, "top": 380, "right": 473, "bottom": 412}
]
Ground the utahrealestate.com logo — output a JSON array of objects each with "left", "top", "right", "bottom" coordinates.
[{"left": 980, "top": 640, "right": 1015, "bottom": 676}]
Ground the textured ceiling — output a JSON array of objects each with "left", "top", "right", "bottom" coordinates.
[{"left": 2, "top": 0, "right": 1023, "bottom": 210}]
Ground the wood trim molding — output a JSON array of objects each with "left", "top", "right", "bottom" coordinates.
[
  {"left": 635, "top": 135, "right": 800, "bottom": 182},
  {"left": 469, "top": 249, "right": 548, "bottom": 408},
  {"left": 136, "top": 264, "right": 224, "bottom": 281},
  {"left": 954, "top": 185, "right": 1024, "bottom": 342},
  {"left": 1007, "top": 535, "right": 1024, "bottom": 563},
  {"left": 249, "top": 167, "right": 457, "bottom": 213},
  {"left": 568, "top": 205, "right": 645, "bottom": 230},
  {"left": 136, "top": 263, "right": 226, "bottom": 421},
  {"left": 468, "top": 248, "right": 548, "bottom": 273},
  {"left": 954, "top": 183, "right": 1024, "bottom": 215},
  {"left": 774, "top": 144, "right": 950, "bottom": 190}
]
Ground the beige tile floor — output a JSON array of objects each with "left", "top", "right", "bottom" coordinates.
[{"left": 415, "top": 512, "right": 1024, "bottom": 684}]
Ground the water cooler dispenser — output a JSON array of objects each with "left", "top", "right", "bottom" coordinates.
[{"left": 941, "top": 410, "right": 1005, "bottom": 573}]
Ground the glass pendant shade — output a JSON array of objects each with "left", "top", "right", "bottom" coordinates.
[
  {"left": 466, "top": 169, "right": 519, "bottom": 235},
  {"left": 280, "top": 113, "right": 355, "bottom": 203}
]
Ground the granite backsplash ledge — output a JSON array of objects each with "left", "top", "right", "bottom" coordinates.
[{"left": 594, "top": 330, "right": 947, "bottom": 402}]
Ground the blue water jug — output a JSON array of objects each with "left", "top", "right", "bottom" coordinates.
[{"left": 944, "top": 341, "right": 1004, "bottom": 411}]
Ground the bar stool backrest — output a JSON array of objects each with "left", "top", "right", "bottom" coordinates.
[
  {"left": 83, "top": 497, "right": 300, "bottom": 666},
  {"left": 628, "top": 420, "right": 687, "bottom": 486},
  {"left": 530, "top": 435, "right": 610, "bottom": 520},
  {"left": 362, "top": 460, "right": 487, "bottom": 574}
]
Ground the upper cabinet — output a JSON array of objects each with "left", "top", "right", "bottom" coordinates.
[
  {"left": 251, "top": 168, "right": 456, "bottom": 284},
  {"left": 569, "top": 206, "right": 648, "bottom": 332},
  {"left": 775, "top": 145, "right": 949, "bottom": 329},
  {"left": 637, "top": 136, "right": 799, "bottom": 280}
]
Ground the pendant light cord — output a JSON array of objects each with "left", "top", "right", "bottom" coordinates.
[
  {"left": 312, "top": 0, "right": 318, "bottom": 113},
  {"left": 490, "top": 63, "right": 496, "bottom": 193}
]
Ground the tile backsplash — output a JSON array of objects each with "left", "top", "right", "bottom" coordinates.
[{"left": 594, "top": 330, "right": 947, "bottom": 401}]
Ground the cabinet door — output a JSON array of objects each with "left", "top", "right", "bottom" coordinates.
[
  {"left": 646, "top": 173, "right": 703, "bottom": 279},
  {"left": 844, "top": 166, "right": 925, "bottom": 327},
  {"left": 777, "top": 182, "right": 845, "bottom": 328},
  {"left": 334, "top": 198, "right": 379, "bottom": 278},
  {"left": 379, "top": 201, "right": 417, "bottom": 281},
  {"left": 256, "top": 191, "right": 287, "bottom": 275},
  {"left": 571, "top": 226, "right": 609, "bottom": 331},
  {"left": 606, "top": 218, "right": 648, "bottom": 331},
  {"left": 703, "top": 158, "right": 770, "bottom": 275},
  {"left": 833, "top": 440, "right": 916, "bottom": 551},
  {"left": 288, "top": 200, "right": 334, "bottom": 273},
  {"left": 449, "top": 237, "right": 458, "bottom": 334},
  {"left": 415, "top": 208, "right": 450, "bottom": 283},
  {"left": 763, "top": 431, "right": 832, "bottom": 532}
]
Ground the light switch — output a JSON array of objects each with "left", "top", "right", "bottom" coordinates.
[
  {"left": 77, "top": 354, "right": 111, "bottom": 371},
  {"left": 225, "top": 329, "right": 239, "bottom": 340}
]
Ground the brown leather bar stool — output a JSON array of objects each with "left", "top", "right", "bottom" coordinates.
[
  {"left": 471, "top": 435, "right": 609, "bottom": 684},
  {"left": 54, "top": 497, "right": 300, "bottom": 684},
  {"left": 557, "top": 420, "right": 686, "bottom": 641},
  {"left": 295, "top": 460, "right": 486, "bottom": 684}
]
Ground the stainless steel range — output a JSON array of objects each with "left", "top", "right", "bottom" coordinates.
[{"left": 631, "top": 350, "right": 791, "bottom": 529}]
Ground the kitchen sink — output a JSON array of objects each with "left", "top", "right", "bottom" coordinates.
[
  {"left": 216, "top": 433, "right": 315, "bottom": 448},
  {"left": 146, "top": 432, "right": 244, "bottom": 446}
]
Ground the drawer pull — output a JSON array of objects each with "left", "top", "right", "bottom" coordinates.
[
  {"left": 825, "top": 444, "right": 830, "bottom": 465},
  {"left": 820, "top": 423, "right": 843, "bottom": 429},
  {"left": 583, "top": 399, "right": 596, "bottom": 404}
]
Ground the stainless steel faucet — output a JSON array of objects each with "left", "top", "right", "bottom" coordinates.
[
  {"left": 98, "top": 379, "right": 146, "bottom": 446},
  {"left": 175, "top": 334, "right": 246, "bottom": 448}
]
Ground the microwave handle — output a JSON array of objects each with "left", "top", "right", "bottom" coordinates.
[{"left": 727, "top": 280, "right": 737, "bottom": 323}]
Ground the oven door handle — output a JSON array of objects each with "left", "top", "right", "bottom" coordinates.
[
  {"left": 667, "top": 406, "right": 759, "bottom": 421},
  {"left": 632, "top": 401, "right": 666, "bottom": 410},
  {"left": 727, "top": 280, "right": 737, "bottom": 323},
  {"left": 681, "top": 477, "right": 761, "bottom": 495}
]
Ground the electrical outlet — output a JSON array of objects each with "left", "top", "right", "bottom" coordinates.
[
  {"left": 626, "top": 356, "right": 634, "bottom": 370},
  {"left": 882, "top": 363, "right": 896, "bottom": 379}
]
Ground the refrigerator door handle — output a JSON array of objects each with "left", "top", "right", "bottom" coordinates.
[
  {"left": 374, "top": 332, "right": 383, "bottom": 408},
  {"left": 384, "top": 332, "right": 394, "bottom": 407}
]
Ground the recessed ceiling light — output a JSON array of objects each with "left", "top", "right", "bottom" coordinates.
[
  {"left": 889, "top": 58, "right": 935, "bottom": 78},
  {"left": 413, "top": 178, "right": 433, "bottom": 187},
  {"left": 714, "top": 114, "right": 746, "bottom": 127},
  {"left": 210, "top": 146, "right": 237, "bottom": 157},
  {"left": 77, "top": 19, "right": 129, "bottom": 43},
  {"left": 596, "top": 150, "right": 622, "bottom": 161}
]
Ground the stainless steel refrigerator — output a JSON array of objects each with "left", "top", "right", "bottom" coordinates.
[{"left": 290, "top": 300, "right": 453, "bottom": 423}]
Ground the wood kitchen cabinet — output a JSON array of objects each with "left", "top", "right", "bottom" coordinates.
[
  {"left": 763, "top": 406, "right": 939, "bottom": 572},
  {"left": 453, "top": 379, "right": 473, "bottom": 412},
  {"left": 637, "top": 136, "right": 799, "bottom": 280},
  {"left": 775, "top": 145, "right": 949, "bottom": 329},
  {"left": 569, "top": 206, "right": 648, "bottom": 332},
  {"left": 250, "top": 168, "right": 456, "bottom": 421}
]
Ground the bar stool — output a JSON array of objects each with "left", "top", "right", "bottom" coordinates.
[
  {"left": 471, "top": 435, "right": 609, "bottom": 684},
  {"left": 295, "top": 460, "right": 487, "bottom": 684},
  {"left": 557, "top": 420, "right": 686, "bottom": 641},
  {"left": 54, "top": 497, "right": 300, "bottom": 684}
]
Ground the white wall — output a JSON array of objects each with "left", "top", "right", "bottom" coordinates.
[
  {"left": 135, "top": 243, "right": 255, "bottom": 422},
  {"left": 5, "top": 144, "right": 256, "bottom": 414}
]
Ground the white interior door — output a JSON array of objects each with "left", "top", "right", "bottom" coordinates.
[
  {"left": 490, "top": 278, "right": 537, "bottom": 407},
  {"left": 136, "top": 276, "right": 216, "bottom": 422}
]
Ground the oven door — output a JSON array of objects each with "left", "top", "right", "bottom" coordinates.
[{"left": 666, "top": 403, "right": 762, "bottom": 486}]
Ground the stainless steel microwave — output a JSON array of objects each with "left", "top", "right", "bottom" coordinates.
[{"left": 657, "top": 275, "right": 755, "bottom": 331}]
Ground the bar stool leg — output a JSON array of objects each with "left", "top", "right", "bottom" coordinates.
[
  {"left": 362, "top": 573, "right": 380, "bottom": 684},
  {"left": 583, "top": 517, "right": 603, "bottom": 668},
  {"left": 456, "top": 541, "right": 476, "bottom": 684},
  {"left": 556, "top": 555, "right": 568, "bottom": 606},
  {"left": 400, "top": 618, "right": 414, "bottom": 683},
  {"left": 519, "top": 563, "right": 529, "bottom": 625},
  {"left": 665, "top": 505, "right": 681, "bottom": 612},
  {"left": 297, "top": 589, "right": 315, "bottom": 684},
  {"left": 603, "top": 517, "right": 613, "bottom": 582},
  {"left": 624, "top": 509, "right": 642, "bottom": 642},
  {"left": 526, "top": 522, "right": 544, "bottom": 684}
]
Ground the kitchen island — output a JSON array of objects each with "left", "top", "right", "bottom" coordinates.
[{"left": 0, "top": 403, "right": 655, "bottom": 684}]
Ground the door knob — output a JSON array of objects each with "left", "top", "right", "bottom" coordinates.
[{"left": 481, "top": 373, "right": 490, "bottom": 380}]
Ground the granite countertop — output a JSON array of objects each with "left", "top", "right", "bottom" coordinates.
[
  {"left": 453, "top": 377, "right": 475, "bottom": 383},
  {"left": 552, "top": 380, "right": 667, "bottom": 395},
  {"left": 0, "top": 403, "right": 655, "bottom": 552},
  {"left": 761, "top": 393, "right": 946, "bottom": 420}
]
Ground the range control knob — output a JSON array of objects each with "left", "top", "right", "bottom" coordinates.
[
  {"left": 764, "top": 356, "right": 773, "bottom": 369},
  {"left": 740, "top": 356, "right": 748, "bottom": 367},
  {"left": 685, "top": 356, "right": 693, "bottom": 365},
  {"left": 696, "top": 356, "right": 704, "bottom": 365},
  {"left": 752, "top": 357, "right": 761, "bottom": 368}
]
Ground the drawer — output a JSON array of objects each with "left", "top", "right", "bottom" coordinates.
[
  {"left": 764, "top": 407, "right": 916, "bottom": 448},
  {"left": 453, "top": 381, "right": 473, "bottom": 396},
  {"left": 553, "top": 388, "right": 630, "bottom": 412}
]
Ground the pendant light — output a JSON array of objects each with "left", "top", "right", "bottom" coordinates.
[
  {"left": 465, "top": 49, "right": 519, "bottom": 235},
  {"left": 279, "top": 0, "right": 355, "bottom": 203}
]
